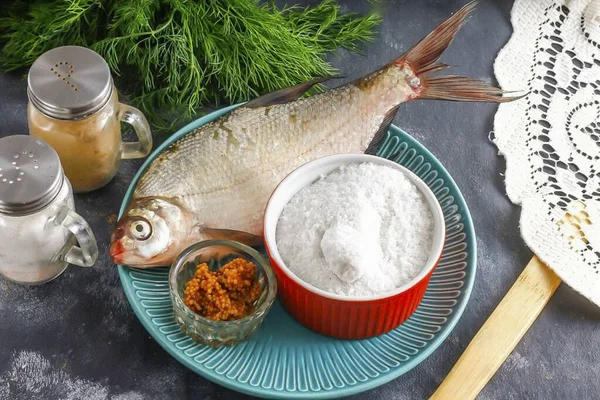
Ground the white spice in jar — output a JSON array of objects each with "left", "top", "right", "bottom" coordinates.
[{"left": 276, "top": 163, "right": 434, "bottom": 297}]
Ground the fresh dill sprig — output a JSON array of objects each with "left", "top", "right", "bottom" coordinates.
[{"left": 0, "top": 0, "right": 381, "bottom": 134}]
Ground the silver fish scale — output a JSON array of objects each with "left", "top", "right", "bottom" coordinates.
[{"left": 134, "top": 69, "right": 413, "bottom": 235}]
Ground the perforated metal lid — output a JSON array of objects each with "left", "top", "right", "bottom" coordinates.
[
  {"left": 0, "top": 136, "right": 64, "bottom": 215},
  {"left": 27, "top": 46, "right": 113, "bottom": 120}
]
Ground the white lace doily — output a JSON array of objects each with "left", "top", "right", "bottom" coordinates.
[{"left": 494, "top": 0, "right": 600, "bottom": 307}]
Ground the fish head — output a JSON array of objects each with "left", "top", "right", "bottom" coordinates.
[{"left": 110, "top": 197, "right": 190, "bottom": 267}]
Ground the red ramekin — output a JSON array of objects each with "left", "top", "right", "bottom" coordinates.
[{"left": 263, "top": 154, "right": 445, "bottom": 339}]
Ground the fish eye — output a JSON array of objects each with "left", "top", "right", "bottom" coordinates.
[{"left": 130, "top": 219, "right": 152, "bottom": 241}]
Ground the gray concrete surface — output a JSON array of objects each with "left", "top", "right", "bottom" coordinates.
[{"left": 0, "top": 1, "right": 599, "bottom": 399}]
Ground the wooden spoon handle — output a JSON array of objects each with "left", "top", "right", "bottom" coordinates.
[{"left": 429, "top": 256, "right": 561, "bottom": 400}]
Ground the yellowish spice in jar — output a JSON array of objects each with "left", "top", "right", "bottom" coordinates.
[
  {"left": 183, "top": 258, "right": 262, "bottom": 321},
  {"left": 27, "top": 46, "right": 153, "bottom": 193},
  {"left": 27, "top": 88, "right": 122, "bottom": 193}
]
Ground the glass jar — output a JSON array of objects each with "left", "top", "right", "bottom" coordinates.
[
  {"left": 169, "top": 240, "right": 277, "bottom": 347},
  {"left": 0, "top": 135, "right": 98, "bottom": 285},
  {"left": 27, "top": 45, "right": 152, "bottom": 193}
]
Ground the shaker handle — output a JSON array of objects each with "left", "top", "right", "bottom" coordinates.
[
  {"left": 55, "top": 206, "right": 99, "bottom": 267},
  {"left": 118, "top": 103, "right": 153, "bottom": 159}
]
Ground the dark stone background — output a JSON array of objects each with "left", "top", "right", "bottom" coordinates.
[{"left": 0, "top": 1, "right": 598, "bottom": 399}]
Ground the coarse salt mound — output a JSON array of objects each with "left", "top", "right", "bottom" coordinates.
[{"left": 276, "top": 162, "right": 434, "bottom": 297}]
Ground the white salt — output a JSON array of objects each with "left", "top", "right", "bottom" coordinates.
[{"left": 276, "top": 162, "right": 434, "bottom": 297}]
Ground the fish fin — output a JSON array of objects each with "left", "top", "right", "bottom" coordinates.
[
  {"left": 399, "top": 1, "right": 478, "bottom": 74},
  {"left": 243, "top": 76, "right": 336, "bottom": 108},
  {"left": 365, "top": 105, "right": 399, "bottom": 155},
  {"left": 421, "top": 76, "right": 525, "bottom": 102},
  {"left": 397, "top": 0, "right": 523, "bottom": 103},
  {"left": 200, "top": 226, "right": 264, "bottom": 247},
  {"left": 191, "top": 244, "right": 253, "bottom": 261}
]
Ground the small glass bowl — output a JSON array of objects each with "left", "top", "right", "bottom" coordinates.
[{"left": 169, "top": 240, "right": 277, "bottom": 347}]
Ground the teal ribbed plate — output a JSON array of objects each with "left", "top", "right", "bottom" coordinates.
[{"left": 117, "top": 104, "right": 476, "bottom": 399}]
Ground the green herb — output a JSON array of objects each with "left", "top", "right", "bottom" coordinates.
[{"left": 0, "top": 0, "right": 380, "bottom": 133}]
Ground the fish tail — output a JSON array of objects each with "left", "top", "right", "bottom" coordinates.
[{"left": 399, "top": 0, "right": 520, "bottom": 103}]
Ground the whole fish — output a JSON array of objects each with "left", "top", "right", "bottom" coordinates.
[{"left": 111, "top": 1, "right": 519, "bottom": 267}]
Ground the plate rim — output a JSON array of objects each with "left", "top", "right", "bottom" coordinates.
[{"left": 117, "top": 104, "right": 477, "bottom": 399}]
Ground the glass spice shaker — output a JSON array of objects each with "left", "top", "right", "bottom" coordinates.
[
  {"left": 27, "top": 45, "right": 153, "bottom": 193},
  {"left": 0, "top": 135, "right": 98, "bottom": 285}
]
